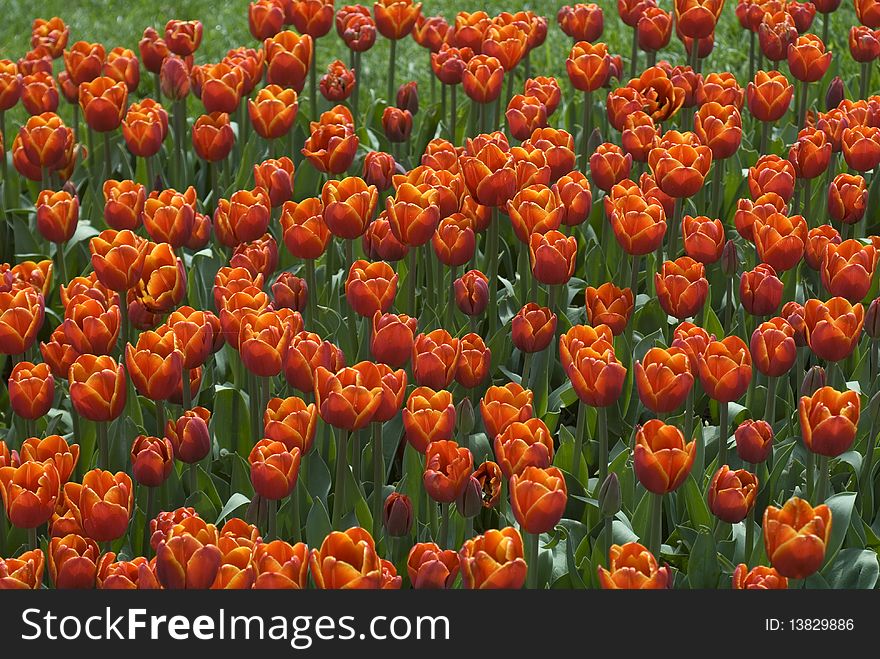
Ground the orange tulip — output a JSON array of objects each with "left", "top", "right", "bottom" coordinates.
[
  {"left": 282, "top": 331, "right": 345, "bottom": 394},
  {"left": 804, "top": 297, "right": 865, "bottom": 361},
  {"left": 321, "top": 177, "right": 378, "bottom": 239},
  {"left": 155, "top": 534, "right": 222, "bottom": 590},
  {"left": 698, "top": 336, "right": 752, "bottom": 402},
  {"left": 635, "top": 346, "right": 693, "bottom": 413},
  {"left": 753, "top": 212, "right": 807, "bottom": 273},
  {"left": 597, "top": 541, "right": 671, "bottom": 589},
  {"left": 8, "top": 360, "right": 53, "bottom": 420},
  {"left": 12, "top": 112, "right": 75, "bottom": 180},
  {"left": 453, "top": 269, "right": 489, "bottom": 317},
  {"left": 821, "top": 239, "right": 877, "bottom": 303},
  {"left": 130, "top": 435, "right": 174, "bottom": 487},
  {"left": 249, "top": 440, "right": 301, "bottom": 500},
  {"left": 606, "top": 193, "right": 667, "bottom": 256},
  {"left": 480, "top": 383, "right": 534, "bottom": 438},
  {"left": 62, "top": 469, "right": 133, "bottom": 542},
  {"left": 510, "top": 465, "right": 567, "bottom": 534},
  {"left": 655, "top": 256, "right": 709, "bottom": 319},
  {"left": 529, "top": 230, "right": 577, "bottom": 285},
  {"left": 493, "top": 418, "right": 554, "bottom": 479},
  {"left": 309, "top": 527, "right": 381, "bottom": 589},
  {"left": 412, "top": 329, "right": 460, "bottom": 389},
  {"left": 19, "top": 435, "right": 78, "bottom": 483},
  {"left": 0, "top": 460, "right": 61, "bottom": 528},
  {"left": 763, "top": 497, "right": 831, "bottom": 578},
  {"left": 345, "top": 259, "right": 398, "bottom": 317},
  {"left": 78, "top": 76, "right": 126, "bottom": 132},
  {"left": 125, "top": 329, "right": 183, "bottom": 401},
  {"left": 788, "top": 33, "right": 832, "bottom": 82},
  {"left": 634, "top": 419, "right": 695, "bottom": 494},
  {"left": 564, "top": 338, "right": 627, "bottom": 408},
  {"left": 165, "top": 407, "right": 212, "bottom": 464},
  {"left": 264, "top": 31, "right": 312, "bottom": 92},
  {"left": 511, "top": 303, "right": 557, "bottom": 353},
  {"left": 253, "top": 540, "right": 308, "bottom": 589},
  {"left": 314, "top": 365, "right": 383, "bottom": 431},
  {"left": 732, "top": 564, "right": 788, "bottom": 589},
  {"left": 746, "top": 70, "right": 794, "bottom": 122},
  {"left": 740, "top": 263, "right": 783, "bottom": 316},
  {"left": 707, "top": 465, "right": 758, "bottom": 523},
  {"left": 647, "top": 143, "right": 712, "bottom": 198},
  {"left": 750, "top": 317, "right": 797, "bottom": 377},
  {"left": 63, "top": 41, "right": 105, "bottom": 86},
  {"left": 301, "top": 121, "right": 359, "bottom": 175},
  {"left": 49, "top": 534, "right": 102, "bottom": 588},
  {"left": 248, "top": 85, "right": 298, "bottom": 139},
  {"left": 68, "top": 354, "right": 126, "bottom": 422},
  {"left": 799, "top": 386, "right": 860, "bottom": 457},
  {"left": 459, "top": 527, "right": 527, "bottom": 589},
  {"left": 62, "top": 294, "right": 120, "bottom": 356},
  {"left": 462, "top": 54, "right": 504, "bottom": 104},
  {"left": 842, "top": 124, "right": 880, "bottom": 173},
  {"left": 456, "top": 332, "right": 490, "bottom": 389},
  {"left": 0, "top": 549, "right": 45, "bottom": 590},
  {"left": 406, "top": 542, "right": 458, "bottom": 589},
  {"left": 566, "top": 41, "right": 611, "bottom": 93}
]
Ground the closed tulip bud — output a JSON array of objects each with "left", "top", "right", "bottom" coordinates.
[
  {"left": 597, "top": 541, "right": 671, "bottom": 589},
  {"left": 750, "top": 317, "right": 798, "bottom": 378},
  {"left": 0, "top": 460, "right": 61, "bottom": 529},
  {"left": 249, "top": 0, "right": 285, "bottom": 40},
  {"left": 799, "top": 365, "right": 827, "bottom": 399},
  {"left": 456, "top": 333, "right": 491, "bottom": 389},
  {"left": 634, "top": 420, "right": 696, "bottom": 494},
  {"left": 459, "top": 527, "right": 527, "bottom": 589},
  {"left": 800, "top": 386, "right": 860, "bottom": 457},
  {"left": 635, "top": 346, "right": 694, "bottom": 413},
  {"left": 35, "top": 189, "right": 78, "bottom": 245},
  {"left": 130, "top": 435, "right": 174, "bottom": 487},
  {"left": 253, "top": 157, "right": 295, "bottom": 208},
  {"left": 764, "top": 497, "right": 831, "bottom": 578},
  {"left": 430, "top": 43, "right": 472, "bottom": 85},
  {"left": 192, "top": 112, "right": 234, "bottom": 162},
  {"left": 309, "top": 527, "right": 381, "bottom": 589},
  {"left": 395, "top": 80, "right": 419, "bottom": 116},
  {"left": 453, "top": 398, "right": 474, "bottom": 438},
  {"left": 345, "top": 260, "right": 398, "bottom": 317},
  {"left": 382, "top": 492, "right": 413, "bottom": 536},
  {"left": 270, "top": 272, "right": 307, "bottom": 312},
  {"left": 553, "top": 171, "right": 592, "bottom": 227},
  {"left": 823, "top": 76, "right": 845, "bottom": 111},
  {"left": 529, "top": 230, "right": 577, "bottom": 285},
  {"left": 734, "top": 419, "right": 774, "bottom": 464},
  {"left": 138, "top": 28, "right": 169, "bottom": 76},
  {"left": 707, "top": 465, "right": 758, "bottom": 523},
  {"left": 789, "top": 128, "right": 831, "bottom": 180},
  {"left": 828, "top": 173, "right": 867, "bottom": 225},
  {"left": 363, "top": 151, "right": 397, "bottom": 191},
  {"left": 432, "top": 214, "right": 476, "bottom": 267},
  {"left": 412, "top": 329, "right": 460, "bottom": 390},
  {"left": 804, "top": 297, "right": 864, "bottom": 362},
  {"left": 590, "top": 143, "right": 632, "bottom": 192},
  {"left": 382, "top": 106, "right": 413, "bottom": 143},
  {"left": 599, "top": 472, "right": 621, "bottom": 517}
]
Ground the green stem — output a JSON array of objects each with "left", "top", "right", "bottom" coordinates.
[
  {"left": 859, "top": 406, "right": 878, "bottom": 518},
  {"left": 407, "top": 247, "right": 418, "bottom": 316},
  {"left": 802, "top": 176, "right": 812, "bottom": 227},
  {"left": 97, "top": 421, "right": 109, "bottom": 470},
  {"left": 311, "top": 40, "right": 319, "bottom": 119},
  {"left": 28, "top": 527, "right": 38, "bottom": 552},
  {"left": 352, "top": 51, "right": 361, "bottom": 125},
  {"left": 332, "top": 430, "right": 349, "bottom": 529},
  {"left": 597, "top": 405, "right": 609, "bottom": 493},
  {"left": 667, "top": 197, "right": 683, "bottom": 260},
  {"left": 182, "top": 367, "right": 192, "bottom": 411},
  {"left": 806, "top": 449, "right": 816, "bottom": 500},
  {"left": 155, "top": 399, "right": 166, "bottom": 437},
  {"left": 103, "top": 131, "right": 112, "bottom": 186},
  {"left": 748, "top": 32, "right": 756, "bottom": 82},
  {"left": 602, "top": 515, "right": 613, "bottom": 567},
  {"left": 581, "top": 90, "right": 592, "bottom": 171},
  {"left": 387, "top": 38, "right": 397, "bottom": 106},
  {"left": 305, "top": 258, "right": 317, "bottom": 326},
  {"left": 711, "top": 158, "right": 725, "bottom": 218},
  {"left": 649, "top": 493, "right": 663, "bottom": 557},
  {"left": 629, "top": 27, "right": 639, "bottom": 79},
  {"left": 764, "top": 376, "right": 777, "bottom": 428},
  {"left": 450, "top": 83, "right": 457, "bottom": 143},
  {"left": 816, "top": 455, "right": 830, "bottom": 503},
  {"left": 685, "top": 388, "right": 695, "bottom": 442},
  {"left": 798, "top": 80, "right": 809, "bottom": 131},
  {"left": 521, "top": 351, "right": 533, "bottom": 390},
  {"left": 439, "top": 502, "right": 450, "bottom": 549},
  {"left": 861, "top": 61, "right": 870, "bottom": 100},
  {"left": 188, "top": 461, "right": 197, "bottom": 496},
  {"left": 574, "top": 401, "right": 586, "bottom": 481},
  {"left": 291, "top": 481, "right": 302, "bottom": 543},
  {"left": 718, "top": 401, "right": 729, "bottom": 468},
  {"left": 371, "top": 422, "right": 384, "bottom": 540},
  {"left": 267, "top": 498, "right": 277, "bottom": 540},
  {"left": 759, "top": 121, "right": 769, "bottom": 158},
  {"left": 173, "top": 100, "right": 185, "bottom": 190},
  {"left": 143, "top": 486, "right": 155, "bottom": 557},
  {"left": 744, "top": 465, "right": 755, "bottom": 566},
  {"left": 526, "top": 531, "right": 540, "bottom": 589},
  {"left": 487, "top": 207, "right": 500, "bottom": 337}
]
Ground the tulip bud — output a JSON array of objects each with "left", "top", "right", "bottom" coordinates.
[
  {"left": 825, "top": 75, "right": 844, "bottom": 111},
  {"left": 866, "top": 298, "right": 880, "bottom": 338},
  {"left": 598, "top": 472, "right": 621, "bottom": 518},
  {"left": 801, "top": 365, "right": 826, "bottom": 396},
  {"left": 456, "top": 396, "right": 475, "bottom": 436},
  {"left": 721, "top": 239, "right": 738, "bottom": 277},
  {"left": 456, "top": 474, "right": 483, "bottom": 518},
  {"left": 396, "top": 81, "right": 418, "bottom": 115},
  {"left": 160, "top": 55, "right": 190, "bottom": 101},
  {"left": 588, "top": 127, "right": 603, "bottom": 153},
  {"left": 383, "top": 492, "right": 413, "bottom": 537}
]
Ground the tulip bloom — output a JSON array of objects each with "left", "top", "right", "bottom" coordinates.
[
  {"left": 747, "top": 70, "right": 794, "bottom": 122},
  {"left": 655, "top": 257, "right": 709, "bottom": 319},
  {"left": 309, "top": 527, "right": 381, "bottom": 589},
  {"left": 453, "top": 269, "right": 489, "bottom": 317},
  {"left": 78, "top": 76, "right": 127, "bottom": 132},
  {"left": 753, "top": 212, "right": 807, "bottom": 273},
  {"left": 412, "top": 329, "right": 460, "bottom": 390},
  {"left": 314, "top": 365, "right": 382, "bottom": 431},
  {"left": 698, "top": 336, "right": 752, "bottom": 402},
  {"left": 248, "top": 85, "right": 298, "bottom": 139},
  {"left": 828, "top": 173, "right": 867, "bottom": 225},
  {"left": 68, "top": 354, "right": 126, "bottom": 422},
  {"left": 125, "top": 329, "right": 182, "bottom": 401},
  {"left": 821, "top": 240, "right": 877, "bottom": 303},
  {"left": 648, "top": 143, "right": 712, "bottom": 198},
  {"left": 566, "top": 41, "right": 611, "bottom": 92},
  {"left": 155, "top": 533, "right": 223, "bottom": 590},
  {"left": 249, "top": 440, "right": 301, "bottom": 500},
  {"left": 0, "top": 460, "right": 61, "bottom": 528},
  {"left": 799, "top": 386, "right": 860, "bottom": 457},
  {"left": 735, "top": 419, "right": 775, "bottom": 464},
  {"left": 750, "top": 317, "right": 797, "bottom": 377},
  {"left": 707, "top": 465, "right": 758, "bottom": 523},
  {"left": 423, "top": 440, "right": 473, "bottom": 503},
  {"left": 804, "top": 297, "right": 865, "bottom": 362},
  {"left": 166, "top": 407, "right": 212, "bottom": 464},
  {"left": 130, "top": 435, "right": 174, "bottom": 487},
  {"left": 49, "top": 534, "right": 102, "bottom": 589},
  {"left": 732, "top": 564, "right": 788, "bottom": 589},
  {"left": 460, "top": 141, "right": 516, "bottom": 208},
  {"left": 322, "top": 176, "right": 378, "bottom": 240},
  {"left": 634, "top": 420, "right": 696, "bottom": 494},
  {"left": 512, "top": 303, "right": 557, "bottom": 353},
  {"left": 635, "top": 347, "right": 693, "bottom": 413},
  {"left": 763, "top": 497, "right": 831, "bottom": 578},
  {"left": 8, "top": 361, "right": 54, "bottom": 420},
  {"left": 584, "top": 283, "right": 633, "bottom": 336},
  {"left": 253, "top": 541, "right": 309, "bottom": 589},
  {"left": 842, "top": 125, "right": 880, "bottom": 172},
  {"left": 459, "top": 527, "right": 528, "bottom": 589},
  {"left": 345, "top": 260, "right": 398, "bottom": 318},
  {"left": 0, "top": 549, "right": 45, "bottom": 589},
  {"left": 480, "top": 383, "right": 534, "bottom": 439},
  {"left": 529, "top": 230, "right": 577, "bottom": 285},
  {"left": 597, "top": 542, "right": 671, "bottom": 589},
  {"left": 510, "top": 466, "right": 567, "bottom": 534},
  {"left": 282, "top": 331, "right": 345, "bottom": 394},
  {"left": 62, "top": 469, "right": 133, "bottom": 542},
  {"left": 0, "top": 287, "right": 45, "bottom": 356},
  {"left": 135, "top": 242, "right": 187, "bottom": 313},
  {"left": 607, "top": 194, "right": 667, "bottom": 256},
  {"left": 406, "top": 542, "right": 458, "bottom": 589},
  {"left": 494, "top": 418, "right": 554, "bottom": 479},
  {"left": 102, "top": 180, "right": 145, "bottom": 231}
]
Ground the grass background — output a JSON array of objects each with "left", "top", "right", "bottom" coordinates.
[{"left": 0, "top": 0, "right": 867, "bottom": 104}]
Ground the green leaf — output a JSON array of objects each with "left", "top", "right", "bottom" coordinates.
[
  {"left": 823, "top": 548, "right": 879, "bottom": 589},
  {"left": 823, "top": 491, "right": 857, "bottom": 568},
  {"left": 682, "top": 474, "right": 713, "bottom": 531},
  {"left": 215, "top": 492, "right": 251, "bottom": 525},
  {"left": 305, "top": 498, "right": 332, "bottom": 548},
  {"left": 687, "top": 529, "right": 720, "bottom": 589},
  {"left": 210, "top": 385, "right": 251, "bottom": 457}
]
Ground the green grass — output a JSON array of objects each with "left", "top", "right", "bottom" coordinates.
[{"left": 0, "top": 0, "right": 867, "bottom": 105}]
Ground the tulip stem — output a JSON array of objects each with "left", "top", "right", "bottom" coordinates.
[
  {"left": 602, "top": 515, "right": 613, "bottom": 566},
  {"left": 748, "top": 32, "right": 756, "bottom": 82},
  {"left": 372, "top": 423, "right": 384, "bottom": 540},
  {"left": 711, "top": 157, "right": 725, "bottom": 219},
  {"left": 521, "top": 351, "right": 533, "bottom": 390},
  {"left": 28, "top": 527, "right": 38, "bottom": 552},
  {"left": 332, "top": 430, "right": 349, "bottom": 529},
  {"left": 103, "top": 131, "right": 112, "bottom": 187},
  {"left": 173, "top": 99, "right": 186, "bottom": 190},
  {"left": 861, "top": 61, "right": 871, "bottom": 101},
  {"left": 649, "top": 493, "right": 663, "bottom": 558},
  {"left": 667, "top": 197, "right": 682, "bottom": 260},
  {"left": 744, "top": 468, "right": 755, "bottom": 566},
  {"left": 182, "top": 367, "right": 192, "bottom": 412},
  {"left": 802, "top": 176, "right": 812, "bottom": 227},
  {"left": 764, "top": 376, "right": 777, "bottom": 429},
  {"left": 450, "top": 83, "right": 457, "bottom": 143},
  {"left": 0, "top": 506, "right": 7, "bottom": 555},
  {"left": 291, "top": 481, "right": 302, "bottom": 543},
  {"left": 407, "top": 246, "right": 418, "bottom": 316},
  {"left": 574, "top": 401, "right": 586, "bottom": 482},
  {"left": 629, "top": 28, "right": 638, "bottom": 79},
  {"left": 718, "top": 401, "right": 729, "bottom": 468},
  {"left": 526, "top": 531, "right": 540, "bottom": 589},
  {"left": 487, "top": 207, "right": 500, "bottom": 338},
  {"left": 310, "top": 39, "right": 319, "bottom": 120},
  {"left": 143, "top": 486, "right": 155, "bottom": 557},
  {"left": 156, "top": 399, "right": 166, "bottom": 437},
  {"left": 816, "top": 455, "right": 830, "bottom": 503},
  {"left": 97, "top": 421, "right": 109, "bottom": 470},
  {"left": 685, "top": 388, "right": 695, "bottom": 443},
  {"left": 387, "top": 38, "right": 397, "bottom": 107},
  {"left": 859, "top": 405, "right": 878, "bottom": 518},
  {"left": 188, "top": 462, "right": 197, "bottom": 497},
  {"left": 806, "top": 449, "right": 815, "bottom": 500},
  {"left": 581, "top": 90, "right": 592, "bottom": 171},
  {"left": 797, "top": 80, "right": 809, "bottom": 131},
  {"left": 597, "top": 405, "right": 609, "bottom": 493},
  {"left": 439, "top": 502, "right": 450, "bottom": 549},
  {"left": 759, "top": 121, "right": 769, "bottom": 159},
  {"left": 305, "top": 258, "right": 318, "bottom": 325},
  {"left": 268, "top": 498, "right": 277, "bottom": 540}
]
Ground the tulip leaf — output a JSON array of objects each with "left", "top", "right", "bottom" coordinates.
[
  {"left": 764, "top": 440, "right": 797, "bottom": 506},
  {"left": 215, "top": 492, "right": 251, "bottom": 525},
  {"left": 305, "top": 498, "right": 332, "bottom": 549},
  {"left": 822, "top": 491, "right": 857, "bottom": 569},
  {"left": 682, "top": 474, "right": 713, "bottom": 532},
  {"left": 687, "top": 529, "right": 720, "bottom": 589},
  {"left": 210, "top": 385, "right": 251, "bottom": 457},
  {"left": 823, "top": 548, "right": 880, "bottom": 589},
  {"left": 304, "top": 450, "right": 332, "bottom": 505}
]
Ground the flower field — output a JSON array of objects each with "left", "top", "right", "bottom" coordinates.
[{"left": 0, "top": 0, "right": 879, "bottom": 590}]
